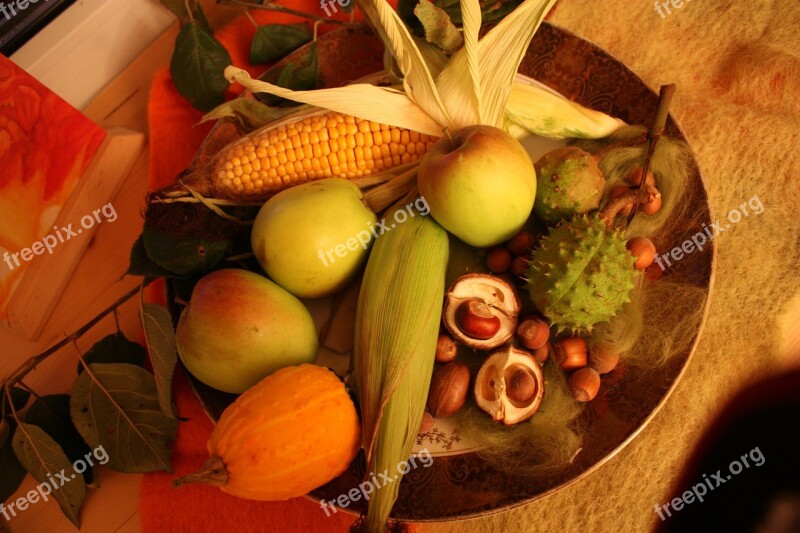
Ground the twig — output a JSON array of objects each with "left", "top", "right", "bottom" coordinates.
[
  {"left": 220, "top": 0, "right": 346, "bottom": 23},
  {"left": 626, "top": 84, "right": 675, "bottom": 226},
  {"left": 599, "top": 185, "right": 660, "bottom": 227},
  {"left": 16, "top": 381, "right": 41, "bottom": 399},
  {"left": 113, "top": 306, "right": 121, "bottom": 333},
  {"left": 0, "top": 281, "right": 153, "bottom": 391},
  {"left": 4, "top": 386, "right": 21, "bottom": 425},
  {"left": 244, "top": 9, "right": 259, "bottom": 28},
  {"left": 313, "top": 19, "right": 324, "bottom": 41}
]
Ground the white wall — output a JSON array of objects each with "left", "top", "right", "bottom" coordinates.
[{"left": 10, "top": 0, "right": 175, "bottom": 110}]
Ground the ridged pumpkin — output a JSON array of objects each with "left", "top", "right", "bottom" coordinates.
[{"left": 175, "top": 364, "right": 361, "bottom": 500}]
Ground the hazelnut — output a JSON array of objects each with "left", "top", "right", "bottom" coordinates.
[
  {"left": 456, "top": 300, "right": 502, "bottom": 340},
  {"left": 427, "top": 362, "right": 471, "bottom": 418},
  {"left": 486, "top": 247, "right": 513, "bottom": 273},
  {"left": 507, "top": 230, "right": 537, "bottom": 256},
  {"left": 626, "top": 236, "right": 656, "bottom": 270},
  {"left": 624, "top": 167, "right": 657, "bottom": 188},
  {"left": 608, "top": 185, "right": 633, "bottom": 216},
  {"left": 505, "top": 366, "right": 537, "bottom": 404},
  {"left": 516, "top": 318, "right": 550, "bottom": 350},
  {"left": 589, "top": 346, "right": 619, "bottom": 374},
  {"left": 435, "top": 334, "right": 458, "bottom": 363},
  {"left": 533, "top": 343, "right": 550, "bottom": 364},
  {"left": 641, "top": 188, "right": 662, "bottom": 215},
  {"left": 568, "top": 367, "right": 601, "bottom": 402},
  {"left": 553, "top": 337, "right": 588, "bottom": 370}
]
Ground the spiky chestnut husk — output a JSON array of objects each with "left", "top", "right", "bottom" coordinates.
[{"left": 527, "top": 215, "right": 636, "bottom": 332}]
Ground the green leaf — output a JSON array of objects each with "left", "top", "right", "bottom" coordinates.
[
  {"left": 127, "top": 236, "right": 175, "bottom": 278},
  {"left": 0, "top": 420, "right": 26, "bottom": 502},
  {"left": 200, "top": 98, "right": 306, "bottom": 131},
  {"left": 414, "top": 0, "right": 463, "bottom": 50},
  {"left": 12, "top": 423, "right": 85, "bottom": 526},
  {"left": 76, "top": 333, "right": 147, "bottom": 375},
  {"left": 70, "top": 364, "right": 177, "bottom": 473},
  {"left": 250, "top": 23, "right": 312, "bottom": 64},
  {"left": 142, "top": 225, "right": 230, "bottom": 276},
  {"left": 256, "top": 44, "right": 319, "bottom": 107},
  {"left": 170, "top": 21, "right": 232, "bottom": 112},
  {"left": 25, "top": 395, "right": 95, "bottom": 486},
  {"left": 140, "top": 304, "right": 178, "bottom": 419}
]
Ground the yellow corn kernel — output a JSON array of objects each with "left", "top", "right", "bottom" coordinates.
[{"left": 211, "top": 112, "right": 437, "bottom": 200}]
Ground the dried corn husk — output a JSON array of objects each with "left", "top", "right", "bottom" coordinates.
[
  {"left": 352, "top": 204, "right": 449, "bottom": 532},
  {"left": 435, "top": 0, "right": 557, "bottom": 129}
]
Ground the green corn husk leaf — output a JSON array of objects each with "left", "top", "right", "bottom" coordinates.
[
  {"left": 352, "top": 204, "right": 449, "bottom": 532},
  {"left": 505, "top": 79, "right": 627, "bottom": 139}
]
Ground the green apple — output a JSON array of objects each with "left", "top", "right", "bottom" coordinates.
[
  {"left": 251, "top": 178, "right": 377, "bottom": 298},
  {"left": 417, "top": 125, "right": 536, "bottom": 247},
  {"left": 176, "top": 269, "right": 318, "bottom": 394}
]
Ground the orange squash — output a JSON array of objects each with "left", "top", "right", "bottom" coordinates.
[{"left": 174, "top": 364, "right": 361, "bottom": 500}]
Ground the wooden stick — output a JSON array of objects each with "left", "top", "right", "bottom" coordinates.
[{"left": 626, "top": 84, "right": 675, "bottom": 226}]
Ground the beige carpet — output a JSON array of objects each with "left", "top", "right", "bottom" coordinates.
[{"left": 422, "top": 1, "right": 800, "bottom": 531}]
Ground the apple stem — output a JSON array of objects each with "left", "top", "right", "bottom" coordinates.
[{"left": 442, "top": 127, "right": 454, "bottom": 145}]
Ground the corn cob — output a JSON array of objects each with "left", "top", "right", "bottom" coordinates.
[
  {"left": 211, "top": 111, "right": 437, "bottom": 200},
  {"left": 352, "top": 202, "right": 449, "bottom": 532}
]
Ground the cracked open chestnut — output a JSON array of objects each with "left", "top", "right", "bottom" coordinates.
[
  {"left": 442, "top": 274, "right": 520, "bottom": 351},
  {"left": 474, "top": 345, "right": 544, "bottom": 425}
]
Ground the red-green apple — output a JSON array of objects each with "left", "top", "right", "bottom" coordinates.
[
  {"left": 176, "top": 269, "right": 318, "bottom": 394},
  {"left": 417, "top": 125, "right": 536, "bottom": 247}
]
